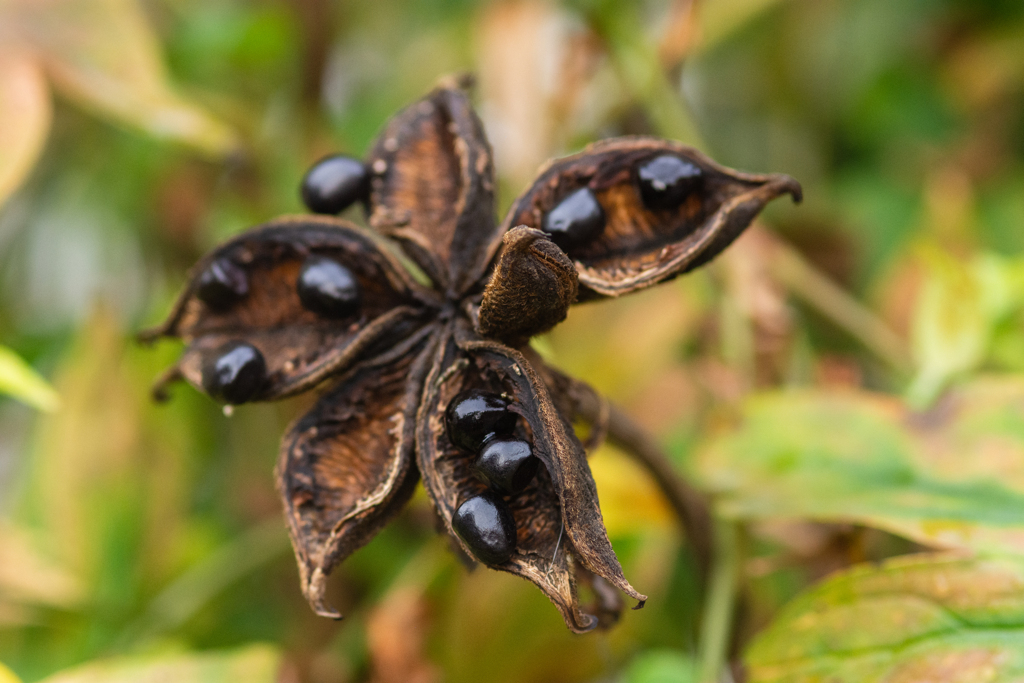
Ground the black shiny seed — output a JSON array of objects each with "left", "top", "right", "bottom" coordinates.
[
  {"left": 296, "top": 255, "right": 360, "bottom": 318},
  {"left": 445, "top": 390, "right": 518, "bottom": 453},
  {"left": 201, "top": 341, "right": 266, "bottom": 404},
  {"left": 636, "top": 155, "right": 703, "bottom": 210},
  {"left": 541, "top": 187, "right": 606, "bottom": 251},
  {"left": 195, "top": 258, "right": 248, "bottom": 311},
  {"left": 475, "top": 438, "right": 539, "bottom": 495},
  {"left": 300, "top": 155, "right": 369, "bottom": 214},
  {"left": 453, "top": 492, "right": 517, "bottom": 565}
]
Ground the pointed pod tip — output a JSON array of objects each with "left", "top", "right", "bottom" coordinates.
[
  {"left": 632, "top": 599, "right": 647, "bottom": 611},
  {"left": 314, "top": 605, "right": 344, "bottom": 621},
  {"left": 304, "top": 566, "right": 343, "bottom": 620},
  {"left": 135, "top": 326, "right": 164, "bottom": 346},
  {"left": 770, "top": 174, "right": 803, "bottom": 204},
  {"left": 572, "top": 613, "right": 600, "bottom": 634},
  {"left": 150, "top": 365, "right": 183, "bottom": 403},
  {"left": 788, "top": 182, "right": 804, "bottom": 205}
]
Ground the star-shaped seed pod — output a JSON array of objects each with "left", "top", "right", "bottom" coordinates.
[{"left": 142, "top": 78, "right": 800, "bottom": 633}]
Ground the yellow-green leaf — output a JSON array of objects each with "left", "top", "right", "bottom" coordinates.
[
  {"left": 747, "top": 554, "right": 1024, "bottom": 682},
  {"left": 906, "top": 250, "right": 1024, "bottom": 408},
  {"left": 693, "top": 377, "right": 1024, "bottom": 555},
  {"left": 0, "top": 662, "right": 23, "bottom": 683},
  {"left": 36, "top": 645, "right": 280, "bottom": 683},
  {"left": 624, "top": 650, "right": 697, "bottom": 683},
  {"left": 0, "top": 520, "right": 84, "bottom": 610},
  {"left": 696, "top": 0, "right": 792, "bottom": 54},
  {"left": 0, "top": 345, "right": 59, "bottom": 412},
  {"left": 0, "top": 50, "right": 51, "bottom": 207}
]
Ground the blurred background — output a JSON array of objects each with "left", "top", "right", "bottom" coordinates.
[{"left": 2, "top": 0, "right": 1024, "bottom": 681}]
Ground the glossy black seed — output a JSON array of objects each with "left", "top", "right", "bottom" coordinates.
[
  {"left": 475, "top": 438, "right": 539, "bottom": 495},
  {"left": 201, "top": 341, "right": 266, "bottom": 404},
  {"left": 453, "top": 492, "right": 517, "bottom": 565},
  {"left": 296, "top": 255, "right": 360, "bottom": 318},
  {"left": 300, "top": 155, "right": 369, "bottom": 214},
  {"left": 195, "top": 258, "right": 248, "bottom": 310},
  {"left": 541, "top": 187, "right": 606, "bottom": 251},
  {"left": 636, "top": 155, "right": 703, "bottom": 210},
  {"left": 445, "top": 390, "right": 518, "bottom": 453}
]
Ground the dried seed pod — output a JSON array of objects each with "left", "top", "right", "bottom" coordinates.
[
  {"left": 141, "top": 216, "right": 436, "bottom": 401},
  {"left": 301, "top": 155, "right": 369, "bottom": 215},
  {"left": 502, "top": 137, "right": 802, "bottom": 299},
  {"left": 150, "top": 79, "right": 799, "bottom": 631},
  {"left": 478, "top": 226, "right": 578, "bottom": 346},
  {"left": 366, "top": 83, "right": 502, "bottom": 293},
  {"left": 417, "top": 328, "right": 645, "bottom": 633},
  {"left": 277, "top": 332, "right": 434, "bottom": 617},
  {"left": 453, "top": 492, "right": 517, "bottom": 565}
]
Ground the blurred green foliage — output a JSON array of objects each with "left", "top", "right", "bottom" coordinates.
[{"left": 1, "top": 0, "right": 1024, "bottom": 681}]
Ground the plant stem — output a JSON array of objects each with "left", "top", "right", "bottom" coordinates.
[
  {"left": 606, "top": 404, "right": 713, "bottom": 581},
  {"left": 769, "top": 240, "right": 912, "bottom": 374},
  {"left": 571, "top": 386, "right": 713, "bottom": 582},
  {"left": 698, "top": 518, "right": 741, "bottom": 683}
]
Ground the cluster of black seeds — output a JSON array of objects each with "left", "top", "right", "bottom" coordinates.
[
  {"left": 540, "top": 154, "right": 704, "bottom": 250},
  {"left": 198, "top": 158, "right": 370, "bottom": 406},
  {"left": 197, "top": 250, "right": 361, "bottom": 405},
  {"left": 445, "top": 389, "right": 541, "bottom": 565}
]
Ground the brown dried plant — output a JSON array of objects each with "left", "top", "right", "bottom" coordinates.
[{"left": 142, "top": 79, "right": 799, "bottom": 632}]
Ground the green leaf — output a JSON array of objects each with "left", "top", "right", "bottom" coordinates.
[
  {"left": 697, "top": 0, "right": 791, "bottom": 53},
  {"left": 906, "top": 250, "right": 1024, "bottom": 408},
  {"left": 0, "top": 345, "right": 59, "bottom": 412},
  {"left": 623, "top": 650, "right": 697, "bottom": 683},
  {"left": 746, "top": 554, "right": 1024, "bottom": 682},
  {"left": 36, "top": 645, "right": 280, "bottom": 683},
  {"left": 693, "top": 377, "right": 1024, "bottom": 555}
]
